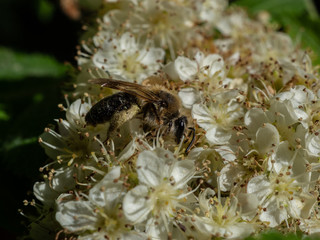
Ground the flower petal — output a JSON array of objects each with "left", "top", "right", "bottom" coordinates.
[
  {"left": 255, "top": 123, "right": 279, "bottom": 155},
  {"left": 56, "top": 200, "right": 97, "bottom": 232},
  {"left": 136, "top": 149, "right": 173, "bottom": 187},
  {"left": 123, "top": 185, "right": 150, "bottom": 223},
  {"left": 170, "top": 160, "right": 195, "bottom": 189},
  {"left": 178, "top": 88, "right": 200, "bottom": 109}
]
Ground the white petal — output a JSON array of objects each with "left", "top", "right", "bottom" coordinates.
[
  {"left": 33, "top": 181, "right": 59, "bottom": 206},
  {"left": 291, "top": 86, "right": 315, "bottom": 104},
  {"left": 123, "top": 185, "right": 150, "bottom": 223},
  {"left": 39, "top": 130, "right": 66, "bottom": 160},
  {"left": 137, "top": 150, "right": 164, "bottom": 186},
  {"left": 198, "top": 188, "right": 215, "bottom": 211},
  {"left": 145, "top": 218, "right": 169, "bottom": 240},
  {"left": 56, "top": 200, "right": 97, "bottom": 232},
  {"left": 89, "top": 167, "right": 124, "bottom": 209},
  {"left": 174, "top": 56, "right": 198, "bottom": 81},
  {"left": 201, "top": 54, "right": 225, "bottom": 78},
  {"left": 288, "top": 195, "right": 316, "bottom": 219},
  {"left": 119, "top": 32, "right": 137, "bottom": 52},
  {"left": 255, "top": 123, "right": 280, "bottom": 155},
  {"left": 225, "top": 223, "right": 255, "bottom": 239},
  {"left": 260, "top": 197, "right": 288, "bottom": 227},
  {"left": 139, "top": 48, "right": 165, "bottom": 66},
  {"left": 268, "top": 100, "right": 298, "bottom": 125},
  {"left": 306, "top": 133, "right": 320, "bottom": 156},
  {"left": 194, "top": 51, "right": 205, "bottom": 64},
  {"left": 121, "top": 232, "right": 149, "bottom": 240},
  {"left": 215, "top": 145, "right": 236, "bottom": 162},
  {"left": 237, "top": 193, "right": 259, "bottom": 220},
  {"left": 66, "top": 99, "right": 91, "bottom": 124},
  {"left": 219, "top": 164, "right": 245, "bottom": 191},
  {"left": 244, "top": 108, "right": 268, "bottom": 134},
  {"left": 192, "top": 103, "right": 213, "bottom": 131},
  {"left": 247, "top": 175, "right": 272, "bottom": 201},
  {"left": 163, "top": 61, "right": 179, "bottom": 80},
  {"left": 178, "top": 88, "right": 200, "bottom": 109},
  {"left": 291, "top": 150, "right": 309, "bottom": 181},
  {"left": 51, "top": 168, "right": 76, "bottom": 192},
  {"left": 270, "top": 141, "right": 294, "bottom": 173},
  {"left": 117, "top": 139, "right": 137, "bottom": 162},
  {"left": 170, "top": 160, "right": 195, "bottom": 189},
  {"left": 206, "top": 126, "right": 232, "bottom": 145}
]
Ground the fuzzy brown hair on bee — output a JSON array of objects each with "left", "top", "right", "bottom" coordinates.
[{"left": 85, "top": 78, "right": 195, "bottom": 152}]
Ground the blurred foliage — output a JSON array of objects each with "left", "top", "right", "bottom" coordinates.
[
  {"left": 37, "top": 0, "right": 55, "bottom": 22},
  {"left": 231, "top": 0, "right": 320, "bottom": 65},
  {"left": 0, "top": 104, "right": 10, "bottom": 121},
  {"left": 245, "top": 231, "right": 319, "bottom": 240},
  {"left": 0, "top": 0, "right": 80, "bottom": 239},
  {"left": 0, "top": 47, "right": 67, "bottom": 80},
  {"left": 0, "top": 0, "right": 319, "bottom": 239}
]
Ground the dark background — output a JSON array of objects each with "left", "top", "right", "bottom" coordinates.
[
  {"left": 0, "top": 0, "right": 80, "bottom": 239},
  {"left": 0, "top": 0, "right": 319, "bottom": 239}
]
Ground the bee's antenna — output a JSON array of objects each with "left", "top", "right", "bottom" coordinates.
[{"left": 185, "top": 127, "right": 196, "bottom": 154}]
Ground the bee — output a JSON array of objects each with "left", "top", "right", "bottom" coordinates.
[{"left": 85, "top": 78, "right": 195, "bottom": 152}]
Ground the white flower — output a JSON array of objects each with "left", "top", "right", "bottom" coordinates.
[
  {"left": 38, "top": 99, "right": 109, "bottom": 191},
  {"left": 216, "top": 9, "right": 263, "bottom": 37},
  {"left": 276, "top": 86, "right": 315, "bottom": 127},
  {"left": 192, "top": 188, "right": 257, "bottom": 239},
  {"left": 243, "top": 97, "right": 308, "bottom": 155},
  {"left": 215, "top": 10, "right": 315, "bottom": 85},
  {"left": 102, "top": 0, "right": 198, "bottom": 58},
  {"left": 92, "top": 32, "right": 165, "bottom": 83},
  {"left": 195, "top": 0, "right": 227, "bottom": 26},
  {"left": 38, "top": 97, "right": 143, "bottom": 195},
  {"left": 251, "top": 32, "right": 294, "bottom": 64},
  {"left": 306, "top": 132, "right": 320, "bottom": 157},
  {"left": 192, "top": 89, "right": 245, "bottom": 145},
  {"left": 56, "top": 167, "right": 146, "bottom": 239},
  {"left": 39, "top": 99, "right": 101, "bottom": 162},
  {"left": 122, "top": 147, "right": 196, "bottom": 237},
  {"left": 164, "top": 51, "right": 225, "bottom": 83},
  {"left": 247, "top": 147, "right": 316, "bottom": 227}
]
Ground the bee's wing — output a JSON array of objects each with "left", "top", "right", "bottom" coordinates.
[{"left": 89, "top": 78, "right": 163, "bottom": 102}]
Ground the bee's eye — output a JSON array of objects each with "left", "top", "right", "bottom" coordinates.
[{"left": 174, "top": 116, "right": 187, "bottom": 143}]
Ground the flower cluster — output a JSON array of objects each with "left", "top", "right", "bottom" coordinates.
[{"left": 23, "top": 0, "right": 320, "bottom": 239}]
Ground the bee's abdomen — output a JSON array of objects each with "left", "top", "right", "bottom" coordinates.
[{"left": 85, "top": 92, "right": 138, "bottom": 126}]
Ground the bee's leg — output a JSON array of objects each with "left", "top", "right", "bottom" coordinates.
[
  {"left": 142, "top": 103, "right": 161, "bottom": 131},
  {"left": 104, "top": 121, "right": 118, "bottom": 144},
  {"left": 152, "top": 105, "right": 161, "bottom": 124},
  {"left": 104, "top": 104, "right": 140, "bottom": 144},
  {"left": 146, "top": 103, "right": 161, "bottom": 123}
]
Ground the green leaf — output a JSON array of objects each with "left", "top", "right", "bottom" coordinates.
[
  {"left": 37, "top": 0, "right": 55, "bottom": 22},
  {"left": 0, "top": 47, "right": 67, "bottom": 81},
  {"left": 245, "top": 230, "right": 320, "bottom": 240},
  {"left": 232, "top": 0, "right": 307, "bottom": 16},
  {"left": 0, "top": 104, "right": 10, "bottom": 121},
  {"left": 0, "top": 109, "right": 10, "bottom": 121},
  {"left": 2, "top": 136, "right": 38, "bottom": 151}
]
